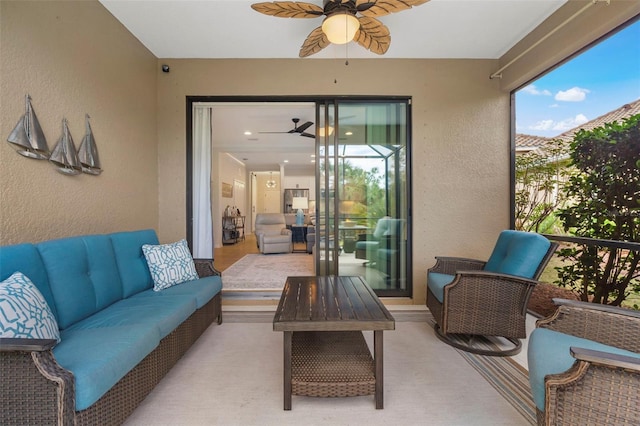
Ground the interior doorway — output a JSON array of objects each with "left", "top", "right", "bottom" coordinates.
[{"left": 186, "top": 96, "right": 412, "bottom": 298}]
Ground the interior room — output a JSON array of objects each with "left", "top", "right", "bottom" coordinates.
[{"left": 1, "top": 1, "right": 638, "bottom": 425}]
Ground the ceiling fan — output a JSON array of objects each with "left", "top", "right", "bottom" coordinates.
[
  {"left": 251, "top": 0, "right": 430, "bottom": 57},
  {"left": 259, "top": 118, "right": 315, "bottom": 138}
]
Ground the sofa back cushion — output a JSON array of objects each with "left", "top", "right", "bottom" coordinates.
[
  {"left": 483, "top": 230, "right": 551, "bottom": 279},
  {"left": 37, "top": 235, "right": 123, "bottom": 330},
  {"left": 109, "top": 229, "right": 158, "bottom": 297},
  {"left": 0, "top": 243, "right": 58, "bottom": 318}
]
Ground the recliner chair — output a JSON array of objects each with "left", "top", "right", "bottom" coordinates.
[{"left": 254, "top": 213, "right": 292, "bottom": 254}]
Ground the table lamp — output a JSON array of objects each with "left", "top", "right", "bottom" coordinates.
[{"left": 291, "top": 197, "right": 308, "bottom": 226}]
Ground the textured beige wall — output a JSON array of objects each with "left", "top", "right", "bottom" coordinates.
[
  {"left": 156, "top": 59, "right": 511, "bottom": 304},
  {"left": 0, "top": 1, "right": 158, "bottom": 245}
]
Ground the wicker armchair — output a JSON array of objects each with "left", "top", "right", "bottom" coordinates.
[
  {"left": 426, "top": 230, "right": 557, "bottom": 356},
  {"left": 529, "top": 299, "right": 640, "bottom": 425}
]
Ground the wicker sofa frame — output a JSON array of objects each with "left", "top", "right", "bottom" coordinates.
[
  {"left": 533, "top": 299, "right": 640, "bottom": 426},
  {"left": 0, "top": 259, "right": 222, "bottom": 426},
  {"left": 426, "top": 241, "right": 558, "bottom": 356}
]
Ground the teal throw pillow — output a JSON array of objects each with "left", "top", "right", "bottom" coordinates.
[
  {"left": 0, "top": 271, "right": 61, "bottom": 343},
  {"left": 142, "top": 239, "right": 199, "bottom": 291}
]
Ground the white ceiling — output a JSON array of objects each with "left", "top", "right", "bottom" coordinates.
[{"left": 100, "top": 0, "right": 567, "bottom": 170}]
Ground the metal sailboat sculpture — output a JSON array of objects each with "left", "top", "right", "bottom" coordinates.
[
  {"left": 49, "top": 118, "right": 82, "bottom": 175},
  {"left": 78, "top": 114, "right": 102, "bottom": 175},
  {"left": 6, "top": 94, "right": 50, "bottom": 159}
]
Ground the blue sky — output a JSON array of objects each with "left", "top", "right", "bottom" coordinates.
[{"left": 516, "top": 19, "right": 640, "bottom": 138}]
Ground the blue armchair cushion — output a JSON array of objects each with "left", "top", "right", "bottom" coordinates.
[
  {"left": 483, "top": 230, "right": 550, "bottom": 279},
  {"left": 527, "top": 328, "right": 640, "bottom": 411},
  {"left": 427, "top": 272, "right": 455, "bottom": 303}
]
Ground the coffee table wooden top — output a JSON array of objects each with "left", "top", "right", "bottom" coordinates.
[{"left": 273, "top": 276, "right": 395, "bottom": 332}]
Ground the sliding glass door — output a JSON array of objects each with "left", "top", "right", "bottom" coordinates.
[{"left": 315, "top": 99, "right": 411, "bottom": 296}]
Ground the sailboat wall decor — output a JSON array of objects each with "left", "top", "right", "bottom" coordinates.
[
  {"left": 6, "top": 94, "right": 50, "bottom": 159},
  {"left": 49, "top": 118, "right": 82, "bottom": 175},
  {"left": 78, "top": 114, "right": 102, "bottom": 175}
]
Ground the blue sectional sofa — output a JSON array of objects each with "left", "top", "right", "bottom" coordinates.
[{"left": 0, "top": 229, "right": 223, "bottom": 425}]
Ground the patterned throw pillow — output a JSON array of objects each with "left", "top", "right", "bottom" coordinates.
[
  {"left": 0, "top": 271, "right": 61, "bottom": 343},
  {"left": 142, "top": 239, "right": 199, "bottom": 291}
]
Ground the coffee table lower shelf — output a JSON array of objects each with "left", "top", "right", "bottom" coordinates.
[{"left": 291, "top": 331, "right": 376, "bottom": 398}]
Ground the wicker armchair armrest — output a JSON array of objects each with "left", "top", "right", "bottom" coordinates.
[
  {"left": 445, "top": 270, "right": 538, "bottom": 318},
  {"left": 537, "top": 299, "right": 640, "bottom": 352},
  {"left": 570, "top": 346, "right": 640, "bottom": 372},
  {"left": 0, "top": 337, "right": 57, "bottom": 352},
  {"left": 193, "top": 258, "right": 221, "bottom": 277},
  {"left": 429, "top": 256, "right": 486, "bottom": 275}
]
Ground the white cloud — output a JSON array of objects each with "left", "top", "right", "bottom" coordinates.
[
  {"left": 528, "top": 114, "right": 589, "bottom": 133},
  {"left": 555, "top": 87, "right": 590, "bottom": 102},
  {"left": 521, "top": 85, "right": 552, "bottom": 96},
  {"left": 530, "top": 119, "right": 554, "bottom": 131},
  {"left": 552, "top": 114, "right": 589, "bottom": 131}
]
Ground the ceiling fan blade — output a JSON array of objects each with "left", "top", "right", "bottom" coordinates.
[
  {"left": 296, "top": 121, "right": 314, "bottom": 133},
  {"left": 356, "top": 0, "right": 430, "bottom": 18},
  {"left": 299, "top": 27, "right": 330, "bottom": 58},
  {"left": 354, "top": 17, "right": 390, "bottom": 55},
  {"left": 300, "top": 132, "right": 315, "bottom": 138},
  {"left": 251, "top": 1, "right": 324, "bottom": 18}
]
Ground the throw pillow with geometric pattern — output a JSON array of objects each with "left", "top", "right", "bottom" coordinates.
[
  {"left": 0, "top": 271, "right": 61, "bottom": 343},
  {"left": 142, "top": 239, "right": 199, "bottom": 291}
]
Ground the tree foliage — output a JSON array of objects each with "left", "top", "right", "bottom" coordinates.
[
  {"left": 554, "top": 114, "right": 640, "bottom": 305},
  {"left": 515, "top": 139, "right": 570, "bottom": 232}
]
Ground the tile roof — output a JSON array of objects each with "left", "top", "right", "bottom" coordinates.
[{"left": 516, "top": 98, "right": 640, "bottom": 149}]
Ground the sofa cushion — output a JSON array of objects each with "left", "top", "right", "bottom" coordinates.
[
  {"left": 427, "top": 272, "right": 455, "bottom": 303},
  {"left": 483, "top": 230, "right": 550, "bottom": 279},
  {"left": 0, "top": 243, "right": 57, "bottom": 318},
  {"left": 66, "top": 295, "right": 197, "bottom": 339},
  {"left": 527, "top": 328, "right": 640, "bottom": 411},
  {"left": 53, "top": 324, "right": 160, "bottom": 411},
  {"left": 110, "top": 229, "right": 158, "bottom": 297},
  {"left": 0, "top": 272, "right": 60, "bottom": 343},
  {"left": 37, "top": 235, "right": 124, "bottom": 330},
  {"left": 132, "top": 276, "right": 222, "bottom": 309},
  {"left": 142, "top": 239, "right": 198, "bottom": 291}
]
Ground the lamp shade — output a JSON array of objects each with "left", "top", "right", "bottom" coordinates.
[
  {"left": 322, "top": 12, "right": 360, "bottom": 44},
  {"left": 291, "top": 197, "right": 309, "bottom": 210}
]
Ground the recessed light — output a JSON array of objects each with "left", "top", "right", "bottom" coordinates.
[
  {"left": 310, "top": 154, "right": 316, "bottom": 158},
  {"left": 311, "top": 160, "right": 315, "bottom": 163},
  {"left": 345, "top": 131, "right": 353, "bottom": 136},
  {"left": 244, "top": 131, "right": 252, "bottom": 135},
  {"left": 284, "top": 160, "right": 289, "bottom": 163}
]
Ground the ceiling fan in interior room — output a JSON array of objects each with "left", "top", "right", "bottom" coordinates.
[
  {"left": 259, "top": 118, "right": 315, "bottom": 138},
  {"left": 251, "top": 0, "right": 430, "bottom": 57}
]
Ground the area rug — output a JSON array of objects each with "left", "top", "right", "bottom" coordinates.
[
  {"left": 221, "top": 253, "right": 314, "bottom": 290},
  {"left": 425, "top": 313, "right": 536, "bottom": 424}
]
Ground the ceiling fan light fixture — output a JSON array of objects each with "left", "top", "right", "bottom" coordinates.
[{"left": 322, "top": 12, "right": 359, "bottom": 45}]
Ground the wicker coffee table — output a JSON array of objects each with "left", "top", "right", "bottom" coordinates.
[{"left": 273, "top": 276, "right": 395, "bottom": 410}]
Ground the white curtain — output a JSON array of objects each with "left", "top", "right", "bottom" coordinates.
[{"left": 192, "top": 107, "right": 213, "bottom": 258}]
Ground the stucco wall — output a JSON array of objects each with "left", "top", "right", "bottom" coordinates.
[
  {"left": 0, "top": 1, "right": 158, "bottom": 244},
  {"left": 156, "top": 59, "right": 511, "bottom": 304}
]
